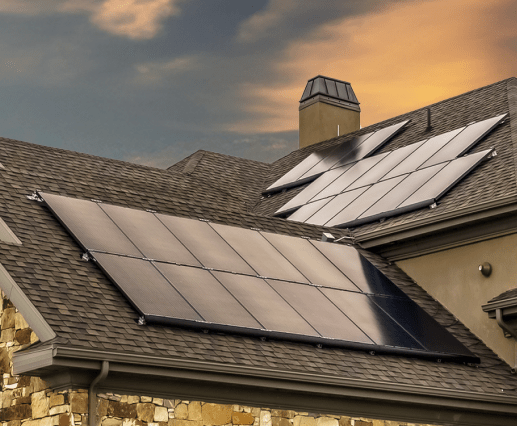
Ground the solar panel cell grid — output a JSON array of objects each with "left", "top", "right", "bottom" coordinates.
[{"left": 40, "top": 193, "right": 477, "bottom": 361}]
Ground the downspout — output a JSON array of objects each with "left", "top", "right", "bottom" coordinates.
[{"left": 89, "top": 361, "right": 109, "bottom": 426}]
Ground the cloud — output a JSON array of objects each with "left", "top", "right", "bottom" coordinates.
[
  {"left": 90, "top": 0, "right": 183, "bottom": 40},
  {"left": 0, "top": 0, "right": 185, "bottom": 40},
  {"left": 236, "top": 0, "right": 297, "bottom": 43},
  {"left": 132, "top": 55, "right": 198, "bottom": 85},
  {"left": 230, "top": 0, "right": 517, "bottom": 133}
]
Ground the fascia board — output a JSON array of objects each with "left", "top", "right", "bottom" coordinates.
[
  {"left": 0, "top": 262, "right": 56, "bottom": 342},
  {"left": 13, "top": 345, "right": 517, "bottom": 425},
  {"left": 482, "top": 297, "right": 517, "bottom": 312},
  {"left": 355, "top": 195, "right": 517, "bottom": 251}
]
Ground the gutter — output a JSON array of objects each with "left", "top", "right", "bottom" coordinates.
[
  {"left": 355, "top": 195, "right": 517, "bottom": 256},
  {"left": 12, "top": 345, "right": 517, "bottom": 424}
]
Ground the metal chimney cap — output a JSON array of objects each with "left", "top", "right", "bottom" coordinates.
[{"left": 300, "top": 75, "right": 359, "bottom": 105}]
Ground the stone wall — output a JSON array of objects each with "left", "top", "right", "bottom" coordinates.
[{"left": 0, "top": 293, "right": 441, "bottom": 426}]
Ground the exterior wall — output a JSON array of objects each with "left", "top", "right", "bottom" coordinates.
[
  {"left": 0, "top": 293, "right": 440, "bottom": 426},
  {"left": 299, "top": 102, "right": 360, "bottom": 149},
  {"left": 396, "top": 232, "right": 517, "bottom": 366}
]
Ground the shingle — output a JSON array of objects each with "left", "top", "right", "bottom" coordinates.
[{"left": 0, "top": 81, "right": 517, "bottom": 401}]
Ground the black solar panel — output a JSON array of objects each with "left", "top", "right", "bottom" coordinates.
[{"left": 40, "top": 192, "right": 478, "bottom": 362}]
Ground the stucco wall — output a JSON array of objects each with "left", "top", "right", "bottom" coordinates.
[
  {"left": 396, "top": 232, "right": 517, "bottom": 366},
  {"left": 299, "top": 102, "right": 360, "bottom": 149}
]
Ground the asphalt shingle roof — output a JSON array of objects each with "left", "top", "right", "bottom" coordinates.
[{"left": 1, "top": 80, "right": 517, "bottom": 403}]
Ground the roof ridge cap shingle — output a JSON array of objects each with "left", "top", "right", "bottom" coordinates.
[{"left": 506, "top": 78, "right": 517, "bottom": 189}]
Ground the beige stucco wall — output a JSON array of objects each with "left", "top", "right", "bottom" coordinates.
[
  {"left": 396, "top": 233, "right": 517, "bottom": 366},
  {"left": 299, "top": 102, "right": 360, "bottom": 149}
]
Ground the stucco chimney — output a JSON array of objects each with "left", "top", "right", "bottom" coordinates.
[{"left": 299, "top": 76, "right": 360, "bottom": 149}]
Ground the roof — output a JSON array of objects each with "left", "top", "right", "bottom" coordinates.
[
  {"left": 256, "top": 78, "right": 517, "bottom": 258},
  {"left": 1, "top": 83, "right": 517, "bottom": 424}
]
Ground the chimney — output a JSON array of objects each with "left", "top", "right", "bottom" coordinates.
[{"left": 299, "top": 75, "right": 360, "bottom": 149}]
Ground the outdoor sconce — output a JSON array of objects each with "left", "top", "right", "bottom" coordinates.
[{"left": 479, "top": 262, "right": 492, "bottom": 277}]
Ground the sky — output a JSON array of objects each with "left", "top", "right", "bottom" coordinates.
[{"left": 1, "top": 0, "right": 517, "bottom": 168}]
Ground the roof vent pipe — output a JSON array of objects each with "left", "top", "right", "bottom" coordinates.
[{"left": 426, "top": 108, "right": 432, "bottom": 130}]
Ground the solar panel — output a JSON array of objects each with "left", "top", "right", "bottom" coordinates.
[
  {"left": 92, "top": 252, "right": 202, "bottom": 321},
  {"left": 325, "top": 175, "right": 406, "bottom": 228},
  {"left": 309, "top": 240, "right": 410, "bottom": 297},
  {"left": 312, "top": 153, "right": 389, "bottom": 202},
  {"left": 399, "top": 149, "right": 492, "bottom": 210},
  {"left": 212, "top": 271, "right": 319, "bottom": 336},
  {"left": 418, "top": 114, "right": 506, "bottom": 169},
  {"left": 266, "top": 279, "right": 372, "bottom": 342},
  {"left": 287, "top": 197, "right": 334, "bottom": 223},
  {"left": 370, "top": 295, "right": 474, "bottom": 356},
  {"left": 303, "top": 187, "right": 368, "bottom": 226},
  {"left": 279, "top": 114, "right": 502, "bottom": 229},
  {"left": 358, "top": 164, "right": 446, "bottom": 221},
  {"left": 381, "top": 127, "right": 464, "bottom": 180},
  {"left": 41, "top": 192, "right": 142, "bottom": 257},
  {"left": 297, "top": 134, "right": 373, "bottom": 181},
  {"left": 154, "top": 263, "right": 261, "bottom": 328},
  {"left": 320, "top": 288, "right": 422, "bottom": 348},
  {"left": 100, "top": 203, "right": 201, "bottom": 266},
  {"left": 40, "top": 193, "right": 478, "bottom": 362},
  {"left": 275, "top": 165, "right": 353, "bottom": 215},
  {"left": 346, "top": 141, "right": 425, "bottom": 191},
  {"left": 265, "top": 121, "right": 410, "bottom": 194},
  {"left": 156, "top": 214, "right": 255, "bottom": 275},
  {"left": 331, "top": 121, "right": 409, "bottom": 169},
  {"left": 261, "top": 232, "right": 358, "bottom": 290},
  {"left": 209, "top": 223, "right": 309, "bottom": 283},
  {"left": 264, "top": 145, "right": 338, "bottom": 193}
]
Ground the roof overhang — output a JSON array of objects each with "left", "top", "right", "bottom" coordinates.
[
  {"left": 13, "top": 344, "right": 517, "bottom": 426},
  {"left": 355, "top": 195, "right": 517, "bottom": 261}
]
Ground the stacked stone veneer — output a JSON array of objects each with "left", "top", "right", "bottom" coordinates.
[{"left": 0, "top": 294, "right": 440, "bottom": 426}]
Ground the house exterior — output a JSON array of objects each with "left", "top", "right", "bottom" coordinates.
[{"left": 1, "top": 77, "right": 517, "bottom": 426}]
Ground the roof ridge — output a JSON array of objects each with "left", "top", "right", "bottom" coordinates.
[{"left": 506, "top": 78, "right": 517, "bottom": 190}]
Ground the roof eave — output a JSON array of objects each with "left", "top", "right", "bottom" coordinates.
[
  {"left": 354, "top": 195, "right": 517, "bottom": 261},
  {"left": 13, "top": 345, "right": 517, "bottom": 426}
]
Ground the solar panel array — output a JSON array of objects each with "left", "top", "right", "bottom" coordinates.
[
  {"left": 264, "top": 120, "right": 410, "bottom": 193},
  {"left": 276, "top": 114, "right": 506, "bottom": 228},
  {"left": 40, "top": 192, "right": 477, "bottom": 362}
]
